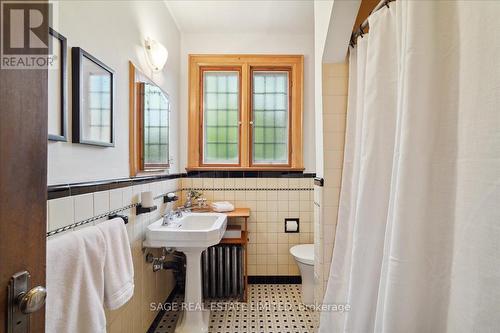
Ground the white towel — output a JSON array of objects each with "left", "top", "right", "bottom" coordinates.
[
  {"left": 46, "top": 226, "right": 106, "bottom": 333},
  {"left": 211, "top": 201, "right": 235, "bottom": 212},
  {"left": 96, "top": 218, "right": 134, "bottom": 310}
]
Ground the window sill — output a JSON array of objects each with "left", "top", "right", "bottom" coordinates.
[
  {"left": 185, "top": 166, "right": 305, "bottom": 172},
  {"left": 134, "top": 169, "right": 171, "bottom": 177}
]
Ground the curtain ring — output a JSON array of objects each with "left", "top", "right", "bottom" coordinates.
[
  {"left": 359, "top": 25, "right": 364, "bottom": 38},
  {"left": 385, "top": 1, "right": 390, "bottom": 8},
  {"left": 349, "top": 34, "right": 356, "bottom": 47}
]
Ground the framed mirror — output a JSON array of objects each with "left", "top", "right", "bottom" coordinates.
[
  {"left": 72, "top": 47, "right": 115, "bottom": 147},
  {"left": 48, "top": 28, "right": 67, "bottom": 141},
  {"left": 129, "top": 62, "right": 171, "bottom": 175}
]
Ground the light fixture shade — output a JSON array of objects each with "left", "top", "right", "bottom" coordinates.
[{"left": 145, "top": 38, "right": 168, "bottom": 72}]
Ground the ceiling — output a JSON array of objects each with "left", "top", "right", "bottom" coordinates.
[{"left": 165, "top": 0, "right": 314, "bottom": 34}]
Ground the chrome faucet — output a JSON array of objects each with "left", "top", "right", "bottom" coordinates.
[
  {"left": 162, "top": 206, "right": 188, "bottom": 226},
  {"left": 162, "top": 210, "right": 177, "bottom": 226}
]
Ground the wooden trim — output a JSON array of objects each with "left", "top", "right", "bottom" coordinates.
[
  {"left": 249, "top": 66, "right": 292, "bottom": 168},
  {"left": 129, "top": 61, "right": 171, "bottom": 176},
  {"left": 353, "top": 0, "right": 380, "bottom": 34},
  {"left": 138, "top": 81, "right": 145, "bottom": 171},
  {"left": 220, "top": 230, "right": 248, "bottom": 245},
  {"left": 129, "top": 61, "right": 140, "bottom": 176},
  {"left": 188, "top": 54, "right": 304, "bottom": 171},
  {"left": 224, "top": 208, "right": 250, "bottom": 218},
  {"left": 241, "top": 63, "right": 250, "bottom": 167},
  {"left": 188, "top": 55, "right": 200, "bottom": 167},
  {"left": 198, "top": 66, "right": 242, "bottom": 167},
  {"left": 185, "top": 166, "right": 305, "bottom": 172},
  {"left": 218, "top": 210, "right": 250, "bottom": 302}
]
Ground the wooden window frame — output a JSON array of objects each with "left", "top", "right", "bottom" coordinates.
[
  {"left": 199, "top": 66, "right": 242, "bottom": 167},
  {"left": 249, "top": 66, "right": 292, "bottom": 168},
  {"left": 129, "top": 61, "right": 170, "bottom": 176},
  {"left": 188, "top": 54, "right": 304, "bottom": 171}
]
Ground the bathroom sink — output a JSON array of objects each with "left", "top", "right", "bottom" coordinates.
[
  {"left": 144, "top": 212, "right": 227, "bottom": 333},
  {"left": 144, "top": 212, "right": 227, "bottom": 249}
]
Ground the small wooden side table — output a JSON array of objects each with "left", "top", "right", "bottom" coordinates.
[{"left": 219, "top": 208, "right": 250, "bottom": 302}]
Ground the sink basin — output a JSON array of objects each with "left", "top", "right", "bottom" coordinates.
[
  {"left": 144, "top": 212, "right": 227, "bottom": 249},
  {"left": 143, "top": 212, "right": 227, "bottom": 333}
]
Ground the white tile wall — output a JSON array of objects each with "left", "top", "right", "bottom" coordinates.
[
  {"left": 314, "top": 62, "right": 348, "bottom": 303},
  {"left": 47, "top": 175, "right": 314, "bottom": 329},
  {"left": 73, "top": 193, "right": 94, "bottom": 222},
  {"left": 182, "top": 177, "right": 314, "bottom": 276},
  {"left": 109, "top": 189, "right": 123, "bottom": 210},
  {"left": 48, "top": 196, "right": 74, "bottom": 231},
  {"left": 94, "top": 191, "right": 110, "bottom": 215},
  {"left": 47, "top": 178, "right": 181, "bottom": 332}
]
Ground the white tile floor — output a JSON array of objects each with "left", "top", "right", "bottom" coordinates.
[{"left": 153, "top": 284, "right": 319, "bottom": 333}]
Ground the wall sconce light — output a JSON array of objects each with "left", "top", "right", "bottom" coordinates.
[{"left": 145, "top": 37, "right": 168, "bottom": 72}]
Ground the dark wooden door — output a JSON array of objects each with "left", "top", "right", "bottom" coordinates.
[{"left": 0, "top": 0, "right": 48, "bottom": 330}]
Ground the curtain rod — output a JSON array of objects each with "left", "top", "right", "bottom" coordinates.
[{"left": 350, "top": 0, "right": 396, "bottom": 47}]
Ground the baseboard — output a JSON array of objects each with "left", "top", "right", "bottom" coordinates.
[
  {"left": 248, "top": 275, "right": 302, "bottom": 284},
  {"left": 147, "top": 285, "right": 179, "bottom": 333}
]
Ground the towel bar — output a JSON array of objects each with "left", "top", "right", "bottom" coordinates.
[
  {"left": 46, "top": 204, "right": 136, "bottom": 237},
  {"left": 108, "top": 214, "right": 128, "bottom": 224}
]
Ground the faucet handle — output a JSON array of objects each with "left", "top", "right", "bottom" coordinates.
[{"left": 174, "top": 207, "right": 184, "bottom": 218}]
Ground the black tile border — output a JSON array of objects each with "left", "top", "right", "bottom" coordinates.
[
  {"left": 48, "top": 173, "right": 186, "bottom": 199},
  {"left": 248, "top": 275, "right": 302, "bottom": 284},
  {"left": 147, "top": 285, "right": 179, "bottom": 333},
  {"left": 48, "top": 171, "right": 316, "bottom": 200},
  {"left": 187, "top": 171, "right": 316, "bottom": 178},
  {"left": 185, "top": 187, "right": 314, "bottom": 191}
]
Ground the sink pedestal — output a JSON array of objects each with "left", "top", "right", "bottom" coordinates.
[
  {"left": 175, "top": 248, "right": 209, "bottom": 333},
  {"left": 143, "top": 212, "right": 227, "bottom": 333}
]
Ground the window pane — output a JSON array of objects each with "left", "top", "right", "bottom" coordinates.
[
  {"left": 228, "top": 127, "right": 238, "bottom": 142},
  {"left": 85, "top": 72, "right": 112, "bottom": 143},
  {"left": 252, "top": 71, "right": 289, "bottom": 164},
  {"left": 203, "top": 71, "right": 239, "bottom": 164},
  {"left": 143, "top": 83, "right": 170, "bottom": 167}
]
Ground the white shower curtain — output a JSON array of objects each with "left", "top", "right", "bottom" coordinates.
[{"left": 320, "top": 1, "right": 500, "bottom": 332}]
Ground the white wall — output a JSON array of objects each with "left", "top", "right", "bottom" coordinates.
[
  {"left": 313, "top": 0, "right": 334, "bottom": 178},
  {"left": 322, "top": 0, "right": 360, "bottom": 63},
  {"left": 48, "top": 0, "right": 181, "bottom": 185},
  {"left": 179, "top": 33, "right": 316, "bottom": 173}
]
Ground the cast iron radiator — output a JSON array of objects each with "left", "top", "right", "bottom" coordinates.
[{"left": 202, "top": 244, "right": 244, "bottom": 299}]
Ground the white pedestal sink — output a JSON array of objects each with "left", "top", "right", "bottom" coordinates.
[{"left": 144, "top": 212, "right": 227, "bottom": 333}]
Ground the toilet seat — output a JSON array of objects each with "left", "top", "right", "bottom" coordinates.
[{"left": 290, "top": 244, "right": 314, "bottom": 265}]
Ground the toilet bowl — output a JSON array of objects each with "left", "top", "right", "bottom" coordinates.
[{"left": 290, "top": 244, "right": 314, "bottom": 305}]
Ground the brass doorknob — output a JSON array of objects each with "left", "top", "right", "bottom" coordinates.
[{"left": 17, "top": 286, "right": 47, "bottom": 314}]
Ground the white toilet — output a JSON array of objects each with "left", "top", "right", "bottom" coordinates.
[{"left": 290, "top": 244, "right": 314, "bottom": 305}]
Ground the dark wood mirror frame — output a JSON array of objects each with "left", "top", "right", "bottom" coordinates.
[
  {"left": 48, "top": 28, "right": 67, "bottom": 142},
  {"left": 72, "top": 47, "right": 115, "bottom": 147}
]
